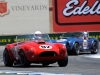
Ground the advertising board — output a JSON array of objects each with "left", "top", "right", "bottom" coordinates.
[
  {"left": 0, "top": 32, "right": 100, "bottom": 45},
  {"left": 53, "top": 0, "right": 100, "bottom": 32},
  {"left": 0, "top": 0, "right": 49, "bottom": 34}
]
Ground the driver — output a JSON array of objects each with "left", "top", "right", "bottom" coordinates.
[
  {"left": 82, "top": 31, "right": 89, "bottom": 40},
  {"left": 34, "top": 31, "right": 42, "bottom": 40}
]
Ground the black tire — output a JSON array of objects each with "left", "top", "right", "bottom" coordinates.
[
  {"left": 58, "top": 55, "right": 68, "bottom": 67},
  {"left": 72, "top": 43, "right": 80, "bottom": 55},
  {"left": 3, "top": 49, "right": 13, "bottom": 67},
  {"left": 42, "top": 63, "right": 49, "bottom": 67},
  {"left": 91, "top": 42, "right": 99, "bottom": 54},
  {"left": 20, "top": 51, "right": 30, "bottom": 67}
]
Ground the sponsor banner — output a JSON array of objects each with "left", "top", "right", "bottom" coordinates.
[
  {"left": 0, "top": 35, "right": 16, "bottom": 45},
  {"left": 0, "top": 32, "right": 100, "bottom": 45},
  {"left": 52, "top": 0, "right": 100, "bottom": 32},
  {"left": 0, "top": 0, "right": 49, "bottom": 34}
]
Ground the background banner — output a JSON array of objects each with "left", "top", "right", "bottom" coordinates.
[
  {"left": 0, "top": 0, "right": 50, "bottom": 34},
  {"left": 52, "top": 0, "right": 100, "bottom": 32},
  {"left": 0, "top": 32, "right": 100, "bottom": 45}
]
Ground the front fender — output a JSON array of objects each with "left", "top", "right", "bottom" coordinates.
[
  {"left": 89, "top": 38, "right": 99, "bottom": 45},
  {"left": 71, "top": 42, "right": 77, "bottom": 50},
  {"left": 19, "top": 45, "right": 35, "bottom": 61},
  {"left": 66, "top": 40, "right": 79, "bottom": 51},
  {"left": 5, "top": 44, "right": 15, "bottom": 60}
]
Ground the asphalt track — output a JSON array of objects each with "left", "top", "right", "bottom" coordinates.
[{"left": 0, "top": 46, "right": 100, "bottom": 75}]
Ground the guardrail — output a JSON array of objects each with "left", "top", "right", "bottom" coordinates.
[{"left": 0, "top": 32, "right": 100, "bottom": 45}]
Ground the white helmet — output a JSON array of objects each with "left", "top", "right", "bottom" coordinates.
[
  {"left": 83, "top": 31, "right": 88, "bottom": 37},
  {"left": 34, "top": 31, "right": 42, "bottom": 40},
  {"left": 34, "top": 31, "right": 42, "bottom": 34},
  {"left": 83, "top": 31, "right": 88, "bottom": 35}
]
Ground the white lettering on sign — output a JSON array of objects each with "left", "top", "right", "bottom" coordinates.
[
  {"left": 63, "top": 0, "right": 100, "bottom": 17},
  {"left": 39, "top": 45, "right": 52, "bottom": 49}
]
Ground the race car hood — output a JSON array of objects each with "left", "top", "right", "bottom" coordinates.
[
  {"left": 56, "top": 37, "right": 80, "bottom": 43},
  {"left": 22, "top": 41, "right": 60, "bottom": 53},
  {"left": 56, "top": 39, "right": 67, "bottom": 43}
]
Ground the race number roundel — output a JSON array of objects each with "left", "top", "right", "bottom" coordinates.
[
  {"left": 39, "top": 45, "right": 52, "bottom": 49},
  {"left": 83, "top": 40, "right": 88, "bottom": 49}
]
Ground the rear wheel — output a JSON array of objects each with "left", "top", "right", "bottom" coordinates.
[
  {"left": 57, "top": 55, "right": 68, "bottom": 67},
  {"left": 91, "top": 42, "right": 99, "bottom": 54},
  {"left": 20, "top": 51, "right": 30, "bottom": 67},
  {"left": 3, "top": 49, "right": 13, "bottom": 67},
  {"left": 72, "top": 43, "right": 80, "bottom": 55}
]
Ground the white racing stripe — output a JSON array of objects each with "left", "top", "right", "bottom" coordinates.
[{"left": 0, "top": 70, "right": 87, "bottom": 75}]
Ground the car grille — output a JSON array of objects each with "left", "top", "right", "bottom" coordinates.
[{"left": 39, "top": 51, "right": 57, "bottom": 57}]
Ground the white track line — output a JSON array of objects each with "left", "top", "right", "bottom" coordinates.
[
  {"left": 0, "top": 70, "right": 86, "bottom": 75},
  {"left": 84, "top": 54, "right": 100, "bottom": 58}
]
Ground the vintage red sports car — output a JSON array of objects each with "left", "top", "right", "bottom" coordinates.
[{"left": 3, "top": 34, "right": 68, "bottom": 67}]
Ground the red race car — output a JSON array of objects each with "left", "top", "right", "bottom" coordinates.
[{"left": 3, "top": 34, "right": 68, "bottom": 67}]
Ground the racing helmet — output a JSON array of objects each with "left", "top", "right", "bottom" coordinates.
[
  {"left": 34, "top": 31, "right": 42, "bottom": 36},
  {"left": 83, "top": 31, "right": 88, "bottom": 37},
  {"left": 34, "top": 31, "right": 42, "bottom": 40}
]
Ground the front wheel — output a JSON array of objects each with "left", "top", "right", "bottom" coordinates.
[
  {"left": 57, "top": 55, "right": 68, "bottom": 67},
  {"left": 72, "top": 43, "right": 80, "bottom": 55},
  {"left": 3, "top": 49, "right": 13, "bottom": 67},
  {"left": 91, "top": 42, "right": 99, "bottom": 54},
  {"left": 20, "top": 51, "right": 30, "bottom": 67}
]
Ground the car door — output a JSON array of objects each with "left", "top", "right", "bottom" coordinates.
[{"left": 87, "top": 38, "right": 92, "bottom": 49}]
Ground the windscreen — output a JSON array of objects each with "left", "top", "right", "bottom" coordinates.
[
  {"left": 61, "top": 32, "right": 82, "bottom": 38},
  {"left": 16, "top": 34, "right": 52, "bottom": 43}
]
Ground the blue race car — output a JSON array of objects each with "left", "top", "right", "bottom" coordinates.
[{"left": 56, "top": 32, "right": 99, "bottom": 55}]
